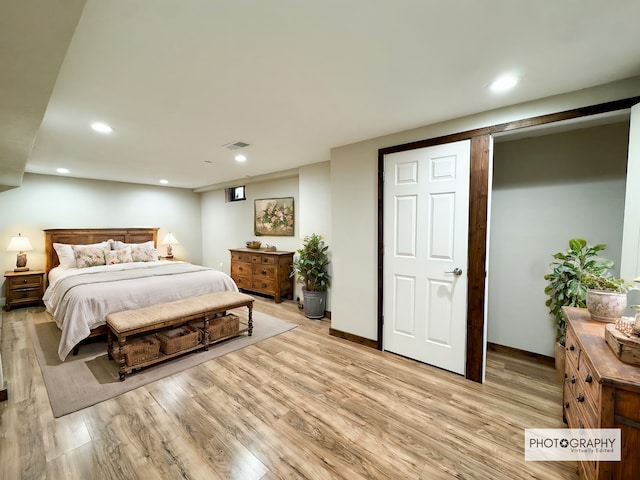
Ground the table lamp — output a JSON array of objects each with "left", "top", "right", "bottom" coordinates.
[
  {"left": 161, "top": 232, "right": 179, "bottom": 258},
  {"left": 7, "top": 233, "right": 33, "bottom": 272}
]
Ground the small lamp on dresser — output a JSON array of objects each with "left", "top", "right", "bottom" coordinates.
[
  {"left": 161, "top": 232, "right": 179, "bottom": 258},
  {"left": 7, "top": 233, "right": 33, "bottom": 272}
]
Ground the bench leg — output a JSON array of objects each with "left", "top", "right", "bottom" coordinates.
[
  {"left": 248, "top": 303, "right": 253, "bottom": 336},
  {"left": 203, "top": 315, "right": 210, "bottom": 350},
  {"left": 107, "top": 329, "right": 113, "bottom": 360},
  {"left": 118, "top": 338, "right": 127, "bottom": 381}
]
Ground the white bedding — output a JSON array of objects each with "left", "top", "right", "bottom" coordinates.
[{"left": 43, "top": 261, "right": 238, "bottom": 361}]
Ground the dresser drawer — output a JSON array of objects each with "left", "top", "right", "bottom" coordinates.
[
  {"left": 577, "top": 351, "right": 600, "bottom": 415},
  {"left": 252, "top": 277, "right": 275, "bottom": 292},
  {"left": 9, "top": 275, "right": 42, "bottom": 289},
  {"left": 565, "top": 326, "right": 580, "bottom": 367},
  {"left": 252, "top": 254, "right": 275, "bottom": 265},
  {"left": 10, "top": 288, "right": 41, "bottom": 302},
  {"left": 563, "top": 380, "right": 579, "bottom": 428},
  {"left": 252, "top": 263, "right": 275, "bottom": 279},
  {"left": 231, "top": 262, "right": 252, "bottom": 277},
  {"left": 232, "top": 275, "right": 252, "bottom": 290},
  {"left": 231, "top": 251, "right": 253, "bottom": 263}
]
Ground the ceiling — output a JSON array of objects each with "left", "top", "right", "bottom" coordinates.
[{"left": 3, "top": 0, "right": 640, "bottom": 191}]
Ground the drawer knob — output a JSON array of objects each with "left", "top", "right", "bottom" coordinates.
[
  {"left": 571, "top": 375, "right": 576, "bottom": 384},
  {"left": 262, "top": 283, "right": 267, "bottom": 288},
  {"left": 585, "top": 374, "right": 593, "bottom": 383},
  {"left": 23, "top": 279, "right": 28, "bottom": 283},
  {"left": 569, "top": 344, "right": 575, "bottom": 352},
  {"left": 261, "top": 269, "right": 267, "bottom": 275},
  {"left": 576, "top": 394, "right": 585, "bottom": 403}
]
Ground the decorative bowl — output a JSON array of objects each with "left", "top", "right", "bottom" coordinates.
[{"left": 246, "top": 241, "right": 262, "bottom": 249}]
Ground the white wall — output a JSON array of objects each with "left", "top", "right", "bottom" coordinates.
[
  {"left": 0, "top": 173, "right": 201, "bottom": 304},
  {"left": 295, "top": 162, "right": 332, "bottom": 304},
  {"left": 330, "top": 75, "right": 640, "bottom": 343},
  {"left": 201, "top": 174, "right": 300, "bottom": 273},
  {"left": 488, "top": 122, "right": 629, "bottom": 356},
  {"left": 201, "top": 162, "right": 332, "bottom": 306}
]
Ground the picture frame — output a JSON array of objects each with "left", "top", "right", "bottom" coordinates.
[{"left": 254, "top": 197, "right": 295, "bottom": 236}]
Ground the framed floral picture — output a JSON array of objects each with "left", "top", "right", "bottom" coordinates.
[{"left": 254, "top": 197, "right": 295, "bottom": 236}]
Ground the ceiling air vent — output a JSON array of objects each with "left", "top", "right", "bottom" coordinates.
[{"left": 223, "top": 141, "right": 250, "bottom": 150}]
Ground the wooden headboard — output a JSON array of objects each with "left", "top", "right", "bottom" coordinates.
[{"left": 44, "top": 228, "right": 159, "bottom": 273}]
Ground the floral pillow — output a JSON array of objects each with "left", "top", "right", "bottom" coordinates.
[
  {"left": 72, "top": 245, "right": 108, "bottom": 268},
  {"left": 55, "top": 241, "right": 110, "bottom": 269},
  {"left": 105, "top": 247, "right": 133, "bottom": 265},
  {"left": 131, "top": 245, "right": 159, "bottom": 262}
]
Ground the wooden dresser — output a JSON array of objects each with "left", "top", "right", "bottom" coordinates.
[
  {"left": 229, "top": 248, "right": 294, "bottom": 303},
  {"left": 4, "top": 270, "right": 45, "bottom": 311},
  {"left": 562, "top": 307, "right": 640, "bottom": 479}
]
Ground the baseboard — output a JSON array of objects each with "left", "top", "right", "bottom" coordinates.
[
  {"left": 487, "top": 342, "right": 555, "bottom": 367},
  {"left": 329, "top": 328, "right": 379, "bottom": 350}
]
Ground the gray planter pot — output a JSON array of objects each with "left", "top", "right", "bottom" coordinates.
[{"left": 302, "top": 289, "right": 326, "bottom": 319}]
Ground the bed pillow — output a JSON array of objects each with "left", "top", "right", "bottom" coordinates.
[
  {"left": 113, "top": 240, "right": 154, "bottom": 250},
  {"left": 130, "top": 244, "right": 159, "bottom": 262},
  {"left": 72, "top": 245, "right": 108, "bottom": 268},
  {"left": 53, "top": 243, "right": 77, "bottom": 269},
  {"left": 54, "top": 241, "right": 110, "bottom": 269},
  {"left": 105, "top": 246, "right": 133, "bottom": 265}
]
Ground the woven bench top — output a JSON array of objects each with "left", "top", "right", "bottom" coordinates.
[{"left": 106, "top": 291, "right": 254, "bottom": 333}]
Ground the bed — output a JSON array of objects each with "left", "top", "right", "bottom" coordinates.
[{"left": 43, "top": 228, "right": 238, "bottom": 361}]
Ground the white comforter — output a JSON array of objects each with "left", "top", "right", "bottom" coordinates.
[{"left": 43, "top": 261, "right": 238, "bottom": 361}]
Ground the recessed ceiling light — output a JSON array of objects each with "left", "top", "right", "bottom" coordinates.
[
  {"left": 56, "top": 167, "right": 70, "bottom": 174},
  {"left": 91, "top": 122, "right": 113, "bottom": 134},
  {"left": 235, "top": 154, "right": 247, "bottom": 162},
  {"left": 489, "top": 74, "right": 519, "bottom": 93},
  {"left": 159, "top": 179, "right": 169, "bottom": 185}
]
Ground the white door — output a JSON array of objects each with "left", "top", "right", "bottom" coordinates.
[
  {"left": 383, "top": 140, "right": 470, "bottom": 375},
  {"left": 620, "top": 102, "right": 640, "bottom": 281}
]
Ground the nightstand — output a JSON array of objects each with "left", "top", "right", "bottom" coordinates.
[{"left": 4, "top": 270, "right": 45, "bottom": 311}]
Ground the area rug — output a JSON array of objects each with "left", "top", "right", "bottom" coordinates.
[{"left": 28, "top": 310, "right": 296, "bottom": 417}]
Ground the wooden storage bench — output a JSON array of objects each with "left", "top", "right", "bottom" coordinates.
[{"left": 106, "top": 291, "right": 254, "bottom": 380}]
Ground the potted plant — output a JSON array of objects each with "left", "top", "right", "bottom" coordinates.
[
  {"left": 544, "top": 238, "right": 625, "bottom": 376},
  {"left": 291, "top": 234, "right": 331, "bottom": 319}
]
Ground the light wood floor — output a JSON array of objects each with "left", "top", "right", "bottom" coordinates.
[{"left": 1, "top": 298, "right": 578, "bottom": 480}]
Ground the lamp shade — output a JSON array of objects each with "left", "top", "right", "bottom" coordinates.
[
  {"left": 161, "top": 232, "right": 179, "bottom": 245},
  {"left": 7, "top": 234, "right": 33, "bottom": 252}
]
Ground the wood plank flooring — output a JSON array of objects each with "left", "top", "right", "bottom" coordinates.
[{"left": 0, "top": 299, "right": 578, "bottom": 479}]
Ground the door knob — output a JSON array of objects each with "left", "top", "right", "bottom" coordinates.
[{"left": 445, "top": 268, "right": 463, "bottom": 276}]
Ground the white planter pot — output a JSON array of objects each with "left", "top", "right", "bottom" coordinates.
[{"left": 586, "top": 289, "right": 627, "bottom": 323}]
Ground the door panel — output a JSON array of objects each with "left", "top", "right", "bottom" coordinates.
[{"left": 383, "top": 140, "right": 470, "bottom": 375}]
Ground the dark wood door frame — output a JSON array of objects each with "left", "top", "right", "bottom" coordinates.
[{"left": 378, "top": 95, "right": 640, "bottom": 383}]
